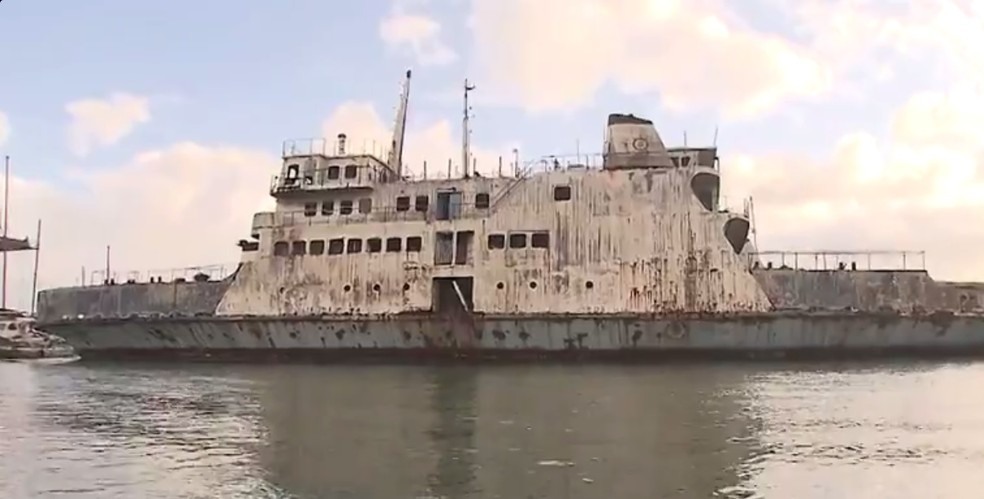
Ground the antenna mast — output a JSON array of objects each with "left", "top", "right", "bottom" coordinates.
[
  {"left": 387, "top": 69, "right": 412, "bottom": 179},
  {"left": 462, "top": 78, "right": 475, "bottom": 178},
  {"left": 2, "top": 156, "right": 8, "bottom": 309}
]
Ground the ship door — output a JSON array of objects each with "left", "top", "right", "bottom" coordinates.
[
  {"left": 454, "top": 231, "right": 474, "bottom": 265},
  {"left": 433, "top": 277, "right": 474, "bottom": 316},
  {"left": 436, "top": 191, "right": 462, "bottom": 220}
]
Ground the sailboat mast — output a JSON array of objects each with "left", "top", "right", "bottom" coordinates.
[
  {"left": 2, "top": 155, "right": 8, "bottom": 309},
  {"left": 461, "top": 79, "right": 476, "bottom": 178}
]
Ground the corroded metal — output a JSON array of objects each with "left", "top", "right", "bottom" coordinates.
[{"left": 33, "top": 93, "right": 984, "bottom": 362}]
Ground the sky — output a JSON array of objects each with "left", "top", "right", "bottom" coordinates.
[{"left": 0, "top": 0, "right": 982, "bottom": 311}]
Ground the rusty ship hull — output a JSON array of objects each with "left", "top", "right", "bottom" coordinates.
[
  {"left": 31, "top": 75, "right": 984, "bottom": 362},
  {"left": 35, "top": 310, "right": 984, "bottom": 362}
]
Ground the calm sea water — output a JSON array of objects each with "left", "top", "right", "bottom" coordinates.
[{"left": 2, "top": 360, "right": 984, "bottom": 498}]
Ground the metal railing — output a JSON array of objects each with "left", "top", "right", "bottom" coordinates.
[
  {"left": 282, "top": 137, "right": 392, "bottom": 160},
  {"left": 88, "top": 263, "right": 238, "bottom": 286},
  {"left": 748, "top": 250, "right": 927, "bottom": 271}
]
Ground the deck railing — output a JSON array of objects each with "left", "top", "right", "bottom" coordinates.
[
  {"left": 86, "top": 263, "right": 238, "bottom": 287},
  {"left": 748, "top": 250, "right": 927, "bottom": 271}
]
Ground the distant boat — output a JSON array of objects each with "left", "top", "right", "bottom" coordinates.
[{"left": 0, "top": 308, "right": 77, "bottom": 361}]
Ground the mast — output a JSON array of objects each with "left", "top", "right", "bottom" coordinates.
[
  {"left": 462, "top": 78, "right": 475, "bottom": 178},
  {"left": 2, "top": 155, "right": 8, "bottom": 309},
  {"left": 30, "top": 219, "right": 41, "bottom": 316},
  {"left": 387, "top": 69, "right": 412, "bottom": 178}
]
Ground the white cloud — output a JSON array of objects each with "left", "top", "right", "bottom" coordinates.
[
  {"left": 66, "top": 93, "right": 152, "bottom": 157},
  {"left": 4, "top": 143, "right": 276, "bottom": 311},
  {"left": 773, "top": 0, "right": 984, "bottom": 89},
  {"left": 469, "top": 0, "right": 831, "bottom": 117},
  {"left": 723, "top": 87, "right": 984, "bottom": 281},
  {"left": 0, "top": 111, "right": 9, "bottom": 146},
  {"left": 379, "top": 10, "right": 456, "bottom": 67}
]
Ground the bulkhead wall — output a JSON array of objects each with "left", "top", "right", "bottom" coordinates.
[{"left": 215, "top": 165, "right": 773, "bottom": 316}]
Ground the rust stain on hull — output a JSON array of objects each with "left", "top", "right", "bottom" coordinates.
[{"left": 39, "top": 311, "right": 984, "bottom": 363}]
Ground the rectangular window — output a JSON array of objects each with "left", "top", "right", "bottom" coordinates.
[
  {"left": 396, "top": 196, "right": 410, "bottom": 212},
  {"left": 487, "top": 234, "right": 505, "bottom": 249},
  {"left": 553, "top": 185, "right": 572, "bottom": 201},
  {"left": 435, "top": 191, "right": 462, "bottom": 220},
  {"left": 327, "top": 238, "right": 344, "bottom": 255},
  {"left": 347, "top": 238, "right": 362, "bottom": 253},
  {"left": 344, "top": 164, "right": 357, "bottom": 179},
  {"left": 273, "top": 241, "right": 289, "bottom": 256},
  {"left": 434, "top": 231, "right": 454, "bottom": 265},
  {"left": 454, "top": 231, "right": 474, "bottom": 265},
  {"left": 367, "top": 238, "right": 382, "bottom": 253},
  {"left": 327, "top": 166, "right": 340, "bottom": 179},
  {"left": 531, "top": 232, "right": 550, "bottom": 248},
  {"left": 414, "top": 195, "right": 429, "bottom": 212},
  {"left": 309, "top": 240, "right": 326, "bottom": 255},
  {"left": 359, "top": 198, "right": 372, "bottom": 214},
  {"left": 406, "top": 236, "right": 422, "bottom": 252},
  {"left": 475, "top": 192, "right": 490, "bottom": 209},
  {"left": 303, "top": 203, "right": 317, "bottom": 217},
  {"left": 292, "top": 240, "right": 307, "bottom": 255},
  {"left": 340, "top": 200, "right": 353, "bottom": 215},
  {"left": 386, "top": 237, "right": 402, "bottom": 252},
  {"left": 509, "top": 233, "right": 527, "bottom": 249},
  {"left": 321, "top": 200, "right": 334, "bottom": 216}
]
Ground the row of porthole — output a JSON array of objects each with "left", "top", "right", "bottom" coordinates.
[
  {"left": 339, "top": 283, "right": 414, "bottom": 293},
  {"left": 494, "top": 281, "right": 595, "bottom": 290},
  {"left": 332, "top": 281, "right": 598, "bottom": 293}
]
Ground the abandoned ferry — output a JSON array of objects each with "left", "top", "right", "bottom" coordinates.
[{"left": 33, "top": 71, "right": 984, "bottom": 361}]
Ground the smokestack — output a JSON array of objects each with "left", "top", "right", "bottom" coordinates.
[{"left": 337, "top": 133, "right": 347, "bottom": 155}]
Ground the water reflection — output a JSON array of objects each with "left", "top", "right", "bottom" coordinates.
[{"left": 4, "top": 360, "right": 984, "bottom": 498}]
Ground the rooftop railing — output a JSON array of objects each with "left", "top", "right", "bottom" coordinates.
[
  {"left": 748, "top": 250, "right": 927, "bottom": 271},
  {"left": 282, "top": 138, "right": 392, "bottom": 160},
  {"left": 86, "top": 263, "right": 238, "bottom": 287}
]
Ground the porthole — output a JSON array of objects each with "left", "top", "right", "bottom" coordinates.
[
  {"left": 403, "top": 283, "right": 411, "bottom": 292},
  {"left": 585, "top": 281, "right": 594, "bottom": 289},
  {"left": 496, "top": 282, "right": 504, "bottom": 290},
  {"left": 343, "top": 284, "right": 352, "bottom": 292},
  {"left": 372, "top": 284, "right": 381, "bottom": 292},
  {"left": 529, "top": 281, "right": 538, "bottom": 289}
]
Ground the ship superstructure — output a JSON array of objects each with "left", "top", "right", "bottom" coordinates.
[{"left": 32, "top": 71, "right": 984, "bottom": 360}]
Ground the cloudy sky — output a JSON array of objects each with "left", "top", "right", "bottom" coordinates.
[{"left": 0, "top": 0, "right": 982, "bottom": 311}]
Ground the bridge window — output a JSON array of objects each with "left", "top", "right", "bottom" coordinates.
[
  {"left": 488, "top": 234, "right": 505, "bottom": 249},
  {"left": 509, "top": 233, "right": 527, "bottom": 249},
  {"left": 273, "top": 241, "right": 289, "bottom": 256},
  {"left": 344, "top": 164, "right": 357, "bottom": 179},
  {"left": 291, "top": 241, "right": 307, "bottom": 256},
  {"left": 406, "top": 236, "right": 422, "bottom": 252},
  {"left": 303, "top": 203, "right": 317, "bottom": 217},
  {"left": 310, "top": 240, "right": 325, "bottom": 255},
  {"left": 396, "top": 196, "right": 410, "bottom": 212},
  {"left": 340, "top": 200, "right": 353, "bottom": 215},
  {"left": 475, "top": 192, "right": 490, "bottom": 209},
  {"left": 286, "top": 164, "right": 299, "bottom": 179},
  {"left": 359, "top": 198, "right": 372, "bottom": 214},
  {"left": 415, "top": 195, "right": 429, "bottom": 212},
  {"left": 367, "top": 238, "right": 382, "bottom": 253},
  {"left": 327, "top": 166, "right": 340, "bottom": 179},
  {"left": 321, "top": 200, "right": 334, "bottom": 216},
  {"left": 553, "top": 185, "right": 571, "bottom": 201},
  {"left": 386, "top": 237, "right": 402, "bottom": 252},
  {"left": 531, "top": 232, "right": 550, "bottom": 249},
  {"left": 328, "top": 238, "right": 344, "bottom": 255},
  {"left": 347, "top": 238, "right": 362, "bottom": 253}
]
